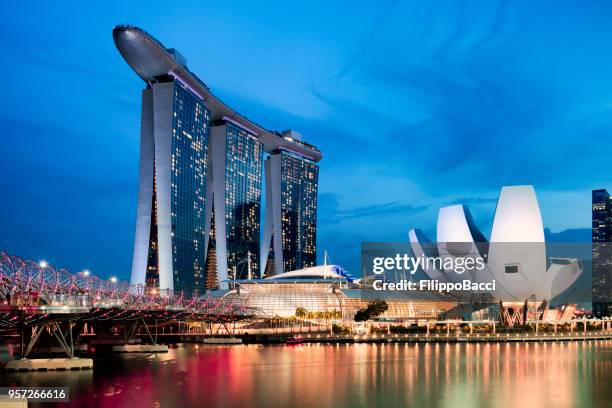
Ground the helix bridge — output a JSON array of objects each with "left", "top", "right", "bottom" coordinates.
[{"left": 0, "top": 251, "right": 256, "bottom": 359}]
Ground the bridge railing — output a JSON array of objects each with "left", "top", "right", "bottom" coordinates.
[{"left": 0, "top": 252, "right": 253, "bottom": 317}]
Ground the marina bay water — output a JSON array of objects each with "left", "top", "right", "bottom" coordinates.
[{"left": 1, "top": 341, "right": 611, "bottom": 407}]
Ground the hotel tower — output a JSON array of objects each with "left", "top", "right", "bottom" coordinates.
[
  {"left": 113, "top": 25, "right": 321, "bottom": 294},
  {"left": 593, "top": 189, "right": 612, "bottom": 317},
  {"left": 261, "top": 133, "right": 319, "bottom": 276}
]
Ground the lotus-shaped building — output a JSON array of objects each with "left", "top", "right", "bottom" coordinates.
[{"left": 409, "top": 186, "right": 582, "bottom": 303}]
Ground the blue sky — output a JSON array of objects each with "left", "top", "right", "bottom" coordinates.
[{"left": 1, "top": 0, "right": 610, "bottom": 280}]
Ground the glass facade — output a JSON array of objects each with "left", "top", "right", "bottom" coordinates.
[
  {"left": 593, "top": 189, "right": 611, "bottom": 243},
  {"left": 279, "top": 151, "right": 319, "bottom": 272},
  {"left": 592, "top": 189, "right": 612, "bottom": 316},
  {"left": 223, "top": 123, "right": 263, "bottom": 281},
  {"left": 217, "top": 282, "right": 454, "bottom": 320},
  {"left": 169, "top": 81, "right": 209, "bottom": 296}
]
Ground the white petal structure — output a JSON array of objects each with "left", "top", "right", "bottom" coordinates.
[
  {"left": 487, "top": 186, "right": 549, "bottom": 300},
  {"left": 547, "top": 258, "right": 582, "bottom": 299},
  {"left": 436, "top": 205, "right": 488, "bottom": 283},
  {"left": 408, "top": 229, "right": 450, "bottom": 283},
  {"left": 490, "top": 186, "right": 545, "bottom": 243},
  {"left": 409, "top": 185, "right": 582, "bottom": 302}
]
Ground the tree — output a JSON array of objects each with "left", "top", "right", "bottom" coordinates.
[
  {"left": 369, "top": 300, "right": 388, "bottom": 317},
  {"left": 295, "top": 307, "right": 307, "bottom": 318},
  {"left": 354, "top": 300, "right": 389, "bottom": 322}
]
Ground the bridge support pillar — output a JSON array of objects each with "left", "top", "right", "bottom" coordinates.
[{"left": 140, "top": 318, "right": 158, "bottom": 345}]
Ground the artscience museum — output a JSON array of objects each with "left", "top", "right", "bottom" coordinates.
[{"left": 408, "top": 185, "right": 584, "bottom": 306}]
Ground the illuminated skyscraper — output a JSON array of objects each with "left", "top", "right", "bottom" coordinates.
[
  {"left": 130, "top": 79, "right": 209, "bottom": 297},
  {"left": 207, "top": 121, "right": 263, "bottom": 285},
  {"left": 593, "top": 189, "right": 612, "bottom": 317},
  {"left": 262, "top": 136, "right": 319, "bottom": 276}
]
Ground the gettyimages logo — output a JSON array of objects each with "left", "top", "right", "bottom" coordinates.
[{"left": 371, "top": 253, "right": 486, "bottom": 275}]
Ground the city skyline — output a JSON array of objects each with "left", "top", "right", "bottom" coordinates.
[
  {"left": 1, "top": 1, "right": 611, "bottom": 280},
  {"left": 1, "top": 4, "right": 611, "bottom": 408}
]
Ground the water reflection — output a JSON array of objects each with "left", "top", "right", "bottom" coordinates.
[{"left": 1, "top": 341, "right": 610, "bottom": 407}]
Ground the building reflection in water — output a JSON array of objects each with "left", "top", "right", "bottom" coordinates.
[{"left": 1, "top": 341, "right": 610, "bottom": 407}]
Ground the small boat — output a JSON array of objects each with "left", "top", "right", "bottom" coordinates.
[{"left": 285, "top": 335, "right": 304, "bottom": 345}]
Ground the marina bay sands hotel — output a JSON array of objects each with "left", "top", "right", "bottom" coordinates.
[{"left": 113, "top": 26, "right": 321, "bottom": 295}]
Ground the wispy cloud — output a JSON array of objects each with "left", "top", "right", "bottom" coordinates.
[
  {"left": 445, "top": 197, "right": 497, "bottom": 206},
  {"left": 319, "top": 193, "right": 428, "bottom": 225}
]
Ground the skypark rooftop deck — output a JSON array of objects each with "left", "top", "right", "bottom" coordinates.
[{"left": 113, "top": 25, "right": 321, "bottom": 162}]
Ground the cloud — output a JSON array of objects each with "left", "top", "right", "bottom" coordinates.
[
  {"left": 445, "top": 197, "right": 497, "bottom": 206},
  {"left": 339, "top": 202, "right": 429, "bottom": 220},
  {"left": 544, "top": 228, "right": 591, "bottom": 243},
  {"left": 305, "top": 1, "right": 612, "bottom": 199},
  {"left": 318, "top": 193, "right": 428, "bottom": 225},
  {"left": 0, "top": 20, "right": 124, "bottom": 81},
  {"left": 325, "top": 0, "right": 399, "bottom": 82}
]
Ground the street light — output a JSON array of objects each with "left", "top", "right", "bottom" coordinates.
[
  {"left": 109, "top": 276, "right": 117, "bottom": 283},
  {"left": 39, "top": 260, "right": 48, "bottom": 268}
]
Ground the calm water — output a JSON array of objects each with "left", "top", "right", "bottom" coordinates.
[{"left": 2, "top": 341, "right": 611, "bottom": 408}]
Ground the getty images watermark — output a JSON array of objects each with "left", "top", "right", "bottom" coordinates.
[
  {"left": 369, "top": 252, "right": 496, "bottom": 293},
  {"left": 360, "top": 242, "right": 596, "bottom": 304}
]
